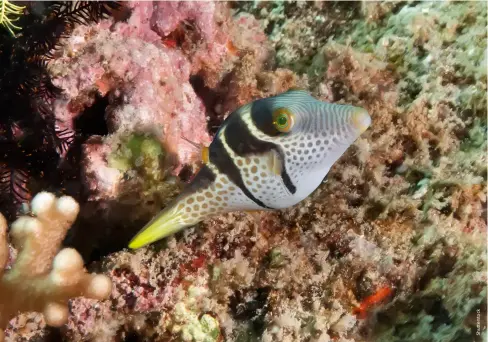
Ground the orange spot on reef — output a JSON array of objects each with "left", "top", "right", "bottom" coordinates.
[
  {"left": 352, "top": 286, "right": 393, "bottom": 319},
  {"left": 226, "top": 40, "right": 239, "bottom": 56},
  {"left": 95, "top": 77, "right": 111, "bottom": 96}
]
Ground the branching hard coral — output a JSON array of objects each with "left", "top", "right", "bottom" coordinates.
[
  {"left": 0, "top": 192, "right": 112, "bottom": 342},
  {"left": 0, "top": 0, "right": 24, "bottom": 36}
]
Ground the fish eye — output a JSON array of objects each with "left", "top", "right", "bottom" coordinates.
[{"left": 272, "top": 108, "right": 295, "bottom": 133}]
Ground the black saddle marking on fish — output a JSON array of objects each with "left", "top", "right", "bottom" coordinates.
[
  {"left": 249, "top": 99, "right": 281, "bottom": 137},
  {"left": 181, "top": 164, "right": 216, "bottom": 196},
  {"left": 225, "top": 111, "right": 297, "bottom": 195},
  {"left": 208, "top": 133, "right": 272, "bottom": 209}
]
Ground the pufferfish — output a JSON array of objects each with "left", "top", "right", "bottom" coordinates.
[{"left": 128, "top": 89, "right": 371, "bottom": 249}]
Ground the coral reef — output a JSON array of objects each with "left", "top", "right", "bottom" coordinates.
[
  {"left": 45, "top": 1, "right": 303, "bottom": 256},
  {"left": 1, "top": 1, "right": 486, "bottom": 341},
  {"left": 239, "top": 1, "right": 362, "bottom": 73},
  {"left": 0, "top": 192, "right": 112, "bottom": 342},
  {"left": 0, "top": 1, "right": 121, "bottom": 220}
]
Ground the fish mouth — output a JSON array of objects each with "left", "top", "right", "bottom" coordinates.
[{"left": 350, "top": 108, "right": 371, "bottom": 134}]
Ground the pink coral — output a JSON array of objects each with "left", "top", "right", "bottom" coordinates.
[
  {"left": 48, "top": 1, "right": 274, "bottom": 204},
  {"left": 81, "top": 137, "right": 122, "bottom": 201},
  {"left": 52, "top": 27, "right": 210, "bottom": 169},
  {"left": 150, "top": 1, "right": 217, "bottom": 41}
]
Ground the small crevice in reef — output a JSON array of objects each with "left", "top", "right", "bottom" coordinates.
[
  {"left": 230, "top": 287, "right": 271, "bottom": 339},
  {"left": 189, "top": 73, "right": 229, "bottom": 136},
  {"left": 74, "top": 92, "right": 110, "bottom": 137}
]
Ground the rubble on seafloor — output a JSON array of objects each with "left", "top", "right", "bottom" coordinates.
[{"left": 1, "top": 1, "right": 486, "bottom": 341}]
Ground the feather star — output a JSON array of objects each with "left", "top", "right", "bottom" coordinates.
[{"left": 0, "top": 0, "right": 25, "bottom": 36}]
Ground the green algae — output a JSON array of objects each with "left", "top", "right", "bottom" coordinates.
[
  {"left": 267, "top": 247, "right": 287, "bottom": 269},
  {"left": 108, "top": 133, "right": 181, "bottom": 210},
  {"left": 108, "top": 133, "right": 163, "bottom": 173}
]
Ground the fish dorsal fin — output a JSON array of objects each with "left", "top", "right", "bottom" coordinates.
[{"left": 287, "top": 87, "right": 310, "bottom": 94}]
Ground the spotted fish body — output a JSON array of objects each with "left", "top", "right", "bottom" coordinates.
[{"left": 128, "top": 90, "right": 371, "bottom": 249}]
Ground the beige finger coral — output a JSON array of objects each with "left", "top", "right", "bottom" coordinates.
[{"left": 0, "top": 192, "right": 112, "bottom": 342}]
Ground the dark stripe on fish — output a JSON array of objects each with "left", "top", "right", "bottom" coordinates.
[
  {"left": 225, "top": 113, "right": 276, "bottom": 155},
  {"left": 249, "top": 100, "right": 281, "bottom": 137},
  {"left": 208, "top": 133, "right": 272, "bottom": 209},
  {"left": 224, "top": 113, "right": 297, "bottom": 195},
  {"left": 281, "top": 168, "right": 296, "bottom": 194},
  {"left": 181, "top": 164, "right": 216, "bottom": 197}
]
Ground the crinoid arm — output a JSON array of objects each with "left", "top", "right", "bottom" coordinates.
[{"left": 0, "top": 0, "right": 25, "bottom": 36}]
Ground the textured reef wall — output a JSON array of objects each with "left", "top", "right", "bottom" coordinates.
[{"left": 1, "top": 1, "right": 486, "bottom": 341}]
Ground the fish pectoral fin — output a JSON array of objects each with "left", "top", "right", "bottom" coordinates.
[
  {"left": 128, "top": 208, "right": 188, "bottom": 249},
  {"left": 201, "top": 146, "right": 209, "bottom": 164},
  {"left": 266, "top": 149, "right": 283, "bottom": 176}
]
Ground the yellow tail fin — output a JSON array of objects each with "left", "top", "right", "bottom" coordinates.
[{"left": 128, "top": 207, "right": 188, "bottom": 249}]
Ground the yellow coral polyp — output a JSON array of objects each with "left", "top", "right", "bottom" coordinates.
[{"left": 0, "top": 0, "right": 25, "bottom": 36}]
